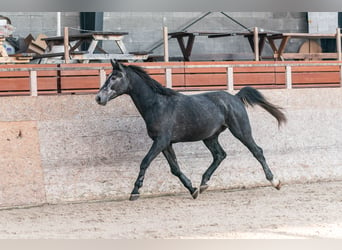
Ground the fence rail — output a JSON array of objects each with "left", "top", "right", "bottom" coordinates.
[{"left": 0, "top": 61, "right": 341, "bottom": 96}]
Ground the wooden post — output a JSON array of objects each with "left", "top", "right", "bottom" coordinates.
[
  {"left": 286, "top": 66, "right": 292, "bottom": 89},
  {"left": 99, "top": 69, "right": 106, "bottom": 87},
  {"left": 165, "top": 68, "right": 172, "bottom": 89},
  {"left": 30, "top": 70, "right": 38, "bottom": 96},
  {"left": 253, "top": 27, "right": 259, "bottom": 61},
  {"left": 163, "top": 26, "right": 169, "bottom": 62},
  {"left": 340, "top": 65, "right": 342, "bottom": 87},
  {"left": 336, "top": 28, "right": 342, "bottom": 61},
  {"left": 163, "top": 24, "right": 172, "bottom": 88},
  {"left": 227, "top": 67, "right": 234, "bottom": 91},
  {"left": 64, "top": 27, "right": 70, "bottom": 63}
]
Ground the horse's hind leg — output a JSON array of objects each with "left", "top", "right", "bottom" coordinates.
[
  {"left": 200, "top": 136, "right": 227, "bottom": 193},
  {"left": 228, "top": 112, "right": 281, "bottom": 190},
  {"left": 162, "top": 145, "right": 199, "bottom": 199}
]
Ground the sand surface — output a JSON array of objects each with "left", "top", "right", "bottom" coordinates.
[{"left": 0, "top": 181, "right": 341, "bottom": 239}]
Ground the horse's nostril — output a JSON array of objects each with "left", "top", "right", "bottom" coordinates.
[{"left": 95, "top": 95, "right": 101, "bottom": 103}]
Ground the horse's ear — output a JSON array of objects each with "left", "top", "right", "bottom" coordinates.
[
  {"left": 111, "top": 59, "right": 121, "bottom": 70},
  {"left": 110, "top": 59, "right": 118, "bottom": 69}
]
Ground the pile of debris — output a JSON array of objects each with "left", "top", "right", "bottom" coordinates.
[{"left": 0, "top": 15, "right": 48, "bottom": 63}]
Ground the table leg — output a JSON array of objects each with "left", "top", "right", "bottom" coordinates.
[
  {"left": 258, "top": 36, "right": 266, "bottom": 58},
  {"left": 115, "top": 39, "right": 129, "bottom": 54},
  {"left": 83, "top": 40, "right": 98, "bottom": 63},
  {"left": 176, "top": 34, "right": 195, "bottom": 61},
  {"left": 277, "top": 36, "right": 290, "bottom": 61},
  {"left": 247, "top": 36, "right": 266, "bottom": 60},
  {"left": 266, "top": 37, "right": 278, "bottom": 60}
]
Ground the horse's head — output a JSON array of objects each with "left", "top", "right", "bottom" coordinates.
[{"left": 95, "top": 60, "right": 130, "bottom": 106}]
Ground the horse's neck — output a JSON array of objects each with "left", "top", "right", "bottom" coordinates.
[{"left": 128, "top": 79, "right": 157, "bottom": 117}]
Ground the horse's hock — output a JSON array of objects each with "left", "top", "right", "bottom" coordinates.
[{"left": 0, "top": 88, "right": 341, "bottom": 209}]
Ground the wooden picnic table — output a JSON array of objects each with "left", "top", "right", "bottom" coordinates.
[
  {"left": 170, "top": 29, "right": 342, "bottom": 61},
  {"left": 39, "top": 31, "right": 150, "bottom": 63},
  {"left": 169, "top": 30, "right": 277, "bottom": 61},
  {"left": 168, "top": 31, "right": 233, "bottom": 61},
  {"left": 266, "top": 32, "right": 342, "bottom": 60},
  {"left": 208, "top": 31, "right": 279, "bottom": 61}
]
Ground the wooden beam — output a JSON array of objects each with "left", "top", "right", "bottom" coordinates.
[
  {"left": 163, "top": 26, "right": 169, "bottom": 62},
  {"left": 227, "top": 67, "right": 234, "bottom": 91},
  {"left": 253, "top": 27, "right": 259, "bottom": 61},
  {"left": 30, "top": 70, "right": 38, "bottom": 96},
  {"left": 64, "top": 27, "right": 70, "bottom": 63}
]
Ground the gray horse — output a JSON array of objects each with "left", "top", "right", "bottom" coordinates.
[{"left": 96, "top": 60, "right": 286, "bottom": 201}]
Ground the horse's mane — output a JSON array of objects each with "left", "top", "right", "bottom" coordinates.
[{"left": 125, "top": 64, "right": 178, "bottom": 96}]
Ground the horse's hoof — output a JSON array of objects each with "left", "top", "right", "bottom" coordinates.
[
  {"left": 129, "top": 194, "right": 140, "bottom": 201},
  {"left": 199, "top": 184, "right": 209, "bottom": 194},
  {"left": 191, "top": 188, "right": 199, "bottom": 199},
  {"left": 271, "top": 179, "right": 281, "bottom": 190}
]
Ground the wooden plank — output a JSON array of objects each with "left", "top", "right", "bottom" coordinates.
[
  {"left": 60, "top": 63, "right": 109, "bottom": 76},
  {"left": 37, "top": 78, "right": 58, "bottom": 90},
  {"left": 292, "top": 84, "right": 340, "bottom": 88},
  {"left": 292, "top": 72, "right": 340, "bottom": 84},
  {"left": 0, "top": 78, "right": 29, "bottom": 91},
  {"left": 0, "top": 77, "right": 58, "bottom": 91},
  {"left": 60, "top": 76, "right": 99, "bottom": 90},
  {"left": 0, "top": 64, "right": 57, "bottom": 77},
  {"left": 185, "top": 74, "right": 226, "bottom": 87},
  {"left": 291, "top": 65, "right": 340, "bottom": 72},
  {"left": 282, "top": 53, "right": 337, "bottom": 60},
  {"left": 234, "top": 73, "right": 278, "bottom": 85}
]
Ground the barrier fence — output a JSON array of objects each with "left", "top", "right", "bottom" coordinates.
[{"left": 0, "top": 61, "right": 341, "bottom": 96}]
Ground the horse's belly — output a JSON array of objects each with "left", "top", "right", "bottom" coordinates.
[{"left": 172, "top": 120, "right": 225, "bottom": 142}]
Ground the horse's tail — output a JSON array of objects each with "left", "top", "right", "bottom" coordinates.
[{"left": 236, "top": 86, "right": 287, "bottom": 127}]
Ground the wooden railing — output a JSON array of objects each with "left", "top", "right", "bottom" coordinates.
[{"left": 0, "top": 61, "right": 341, "bottom": 96}]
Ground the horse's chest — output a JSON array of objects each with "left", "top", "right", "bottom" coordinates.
[{"left": 144, "top": 113, "right": 173, "bottom": 139}]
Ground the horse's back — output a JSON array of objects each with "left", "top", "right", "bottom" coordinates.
[{"left": 170, "top": 91, "right": 240, "bottom": 142}]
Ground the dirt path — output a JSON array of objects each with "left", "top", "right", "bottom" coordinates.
[{"left": 0, "top": 181, "right": 341, "bottom": 239}]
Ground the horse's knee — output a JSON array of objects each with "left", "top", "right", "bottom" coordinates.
[
  {"left": 251, "top": 146, "right": 264, "bottom": 159},
  {"left": 170, "top": 167, "right": 181, "bottom": 177},
  {"left": 215, "top": 150, "right": 227, "bottom": 162},
  {"left": 220, "top": 151, "right": 227, "bottom": 160}
]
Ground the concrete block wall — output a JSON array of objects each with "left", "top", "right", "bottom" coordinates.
[
  {"left": 1, "top": 12, "right": 308, "bottom": 57},
  {"left": 0, "top": 88, "right": 341, "bottom": 209},
  {"left": 103, "top": 12, "right": 308, "bottom": 56}
]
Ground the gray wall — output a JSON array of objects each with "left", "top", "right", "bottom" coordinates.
[{"left": 1, "top": 12, "right": 308, "bottom": 58}]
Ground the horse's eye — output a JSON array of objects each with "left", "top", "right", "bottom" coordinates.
[{"left": 110, "top": 84, "right": 116, "bottom": 90}]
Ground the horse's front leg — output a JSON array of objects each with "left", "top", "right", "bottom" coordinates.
[
  {"left": 130, "top": 138, "right": 168, "bottom": 201},
  {"left": 163, "top": 145, "right": 198, "bottom": 199}
]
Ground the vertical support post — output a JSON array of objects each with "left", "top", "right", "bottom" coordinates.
[
  {"left": 165, "top": 68, "right": 172, "bottom": 89},
  {"left": 57, "top": 12, "right": 61, "bottom": 36},
  {"left": 253, "top": 27, "right": 259, "bottom": 61},
  {"left": 30, "top": 70, "right": 38, "bottom": 96},
  {"left": 340, "top": 65, "right": 342, "bottom": 87},
  {"left": 163, "top": 25, "right": 169, "bottom": 62},
  {"left": 99, "top": 69, "right": 106, "bottom": 87},
  {"left": 163, "top": 23, "right": 172, "bottom": 88},
  {"left": 64, "top": 27, "right": 70, "bottom": 63},
  {"left": 336, "top": 28, "right": 342, "bottom": 61},
  {"left": 227, "top": 67, "right": 234, "bottom": 91},
  {"left": 286, "top": 65, "right": 292, "bottom": 89}
]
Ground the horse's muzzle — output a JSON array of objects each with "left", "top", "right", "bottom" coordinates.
[{"left": 95, "top": 94, "right": 107, "bottom": 106}]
